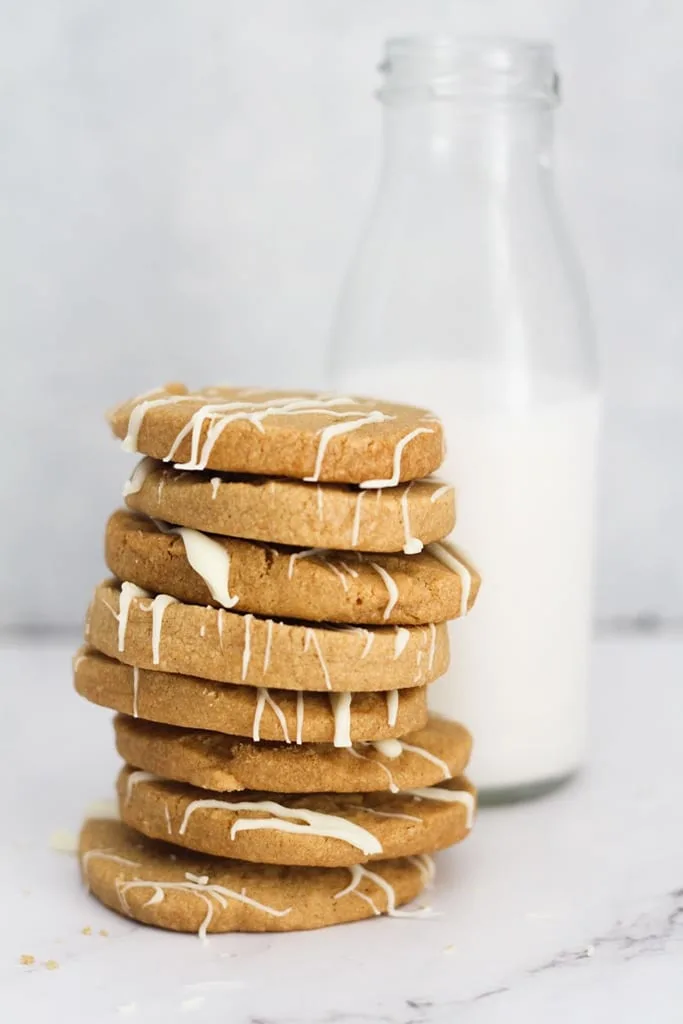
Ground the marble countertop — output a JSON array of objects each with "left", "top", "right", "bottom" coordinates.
[{"left": 2, "top": 635, "right": 681, "bottom": 1023}]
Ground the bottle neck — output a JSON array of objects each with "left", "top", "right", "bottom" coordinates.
[{"left": 380, "top": 102, "right": 554, "bottom": 186}]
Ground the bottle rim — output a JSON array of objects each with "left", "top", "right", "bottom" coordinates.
[{"left": 378, "top": 35, "right": 560, "bottom": 107}]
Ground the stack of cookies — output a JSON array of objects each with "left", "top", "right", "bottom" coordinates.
[{"left": 73, "top": 385, "right": 480, "bottom": 935}]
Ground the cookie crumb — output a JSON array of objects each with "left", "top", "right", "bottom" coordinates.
[
  {"left": 81, "top": 926, "right": 92, "bottom": 936},
  {"left": 19, "top": 954, "right": 35, "bottom": 965},
  {"left": 443, "top": 944, "right": 456, "bottom": 954},
  {"left": 45, "top": 960, "right": 59, "bottom": 970},
  {"left": 99, "top": 929, "right": 109, "bottom": 937}
]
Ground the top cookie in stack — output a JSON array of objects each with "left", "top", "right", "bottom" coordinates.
[{"left": 75, "top": 384, "right": 481, "bottom": 935}]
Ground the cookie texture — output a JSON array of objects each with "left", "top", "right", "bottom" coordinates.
[
  {"left": 80, "top": 818, "right": 428, "bottom": 933},
  {"left": 74, "top": 648, "right": 428, "bottom": 743},
  {"left": 108, "top": 385, "right": 444, "bottom": 484},
  {"left": 124, "top": 461, "right": 455, "bottom": 553},
  {"left": 87, "top": 580, "right": 449, "bottom": 692},
  {"left": 113, "top": 714, "right": 472, "bottom": 793},
  {"left": 117, "top": 767, "right": 476, "bottom": 867},
  {"left": 105, "top": 510, "right": 478, "bottom": 625}
]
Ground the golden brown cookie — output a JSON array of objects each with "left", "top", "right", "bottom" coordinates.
[
  {"left": 117, "top": 767, "right": 476, "bottom": 867},
  {"left": 108, "top": 384, "right": 444, "bottom": 484},
  {"left": 105, "top": 510, "right": 479, "bottom": 625},
  {"left": 86, "top": 580, "right": 449, "bottom": 692},
  {"left": 80, "top": 818, "right": 430, "bottom": 934},
  {"left": 74, "top": 647, "right": 428, "bottom": 744},
  {"left": 124, "top": 459, "right": 455, "bottom": 553},
  {"left": 113, "top": 714, "right": 472, "bottom": 792}
]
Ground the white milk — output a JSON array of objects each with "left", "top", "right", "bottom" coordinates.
[{"left": 337, "top": 360, "right": 599, "bottom": 792}]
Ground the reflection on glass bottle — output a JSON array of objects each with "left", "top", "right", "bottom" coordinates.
[{"left": 330, "top": 37, "right": 600, "bottom": 802}]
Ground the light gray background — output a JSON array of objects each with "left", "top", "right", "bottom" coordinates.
[{"left": 1, "top": 0, "right": 680, "bottom": 629}]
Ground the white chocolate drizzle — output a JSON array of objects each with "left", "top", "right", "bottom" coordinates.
[
  {"left": 427, "top": 541, "right": 474, "bottom": 616},
  {"left": 114, "top": 874, "right": 290, "bottom": 940},
  {"left": 329, "top": 692, "right": 352, "bottom": 747},
  {"left": 150, "top": 594, "right": 177, "bottom": 665},
  {"left": 263, "top": 618, "right": 274, "bottom": 673},
  {"left": 347, "top": 748, "right": 398, "bottom": 793},
  {"left": 400, "top": 481, "right": 423, "bottom": 554},
  {"left": 253, "top": 688, "right": 290, "bottom": 743},
  {"left": 350, "top": 491, "right": 366, "bottom": 547},
  {"left": 316, "top": 485, "right": 324, "bottom": 520},
  {"left": 359, "top": 427, "right": 434, "bottom": 488},
  {"left": 155, "top": 521, "right": 239, "bottom": 609},
  {"left": 117, "top": 582, "right": 150, "bottom": 652},
  {"left": 386, "top": 690, "right": 399, "bottom": 727},
  {"left": 210, "top": 477, "right": 221, "bottom": 499},
  {"left": 295, "top": 691, "right": 305, "bottom": 745},
  {"left": 178, "top": 798, "right": 381, "bottom": 856},
  {"left": 407, "top": 853, "right": 436, "bottom": 886},
  {"left": 122, "top": 393, "right": 197, "bottom": 453},
  {"left": 372, "top": 739, "right": 403, "bottom": 759},
  {"left": 287, "top": 548, "right": 350, "bottom": 591},
  {"left": 200, "top": 624, "right": 206, "bottom": 638},
  {"left": 163, "top": 804, "right": 173, "bottom": 835},
  {"left": 429, "top": 483, "right": 452, "bottom": 504},
  {"left": 304, "top": 411, "right": 392, "bottom": 482},
  {"left": 217, "top": 609, "right": 225, "bottom": 651},
  {"left": 131, "top": 665, "right": 140, "bottom": 718},
  {"left": 394, "top": 628, "right": 410, "bottom": 659},
  {"left": 427, "top": 623, "right": 437, "bottom": 671},
  {"left": 406, "top": 787, "right": 475, "bottom": 828},
  {"left": 334, "top": 864, "right": 432, "bottom": 918},
  {"left": 156, "top": 475, "right": 166, "bottom": 504},
  {"left": 123, "top": 457, "right": 155, "bottom": 498},
  {"left": 124, "top": 770, "right": 158, "bottom": 805},
  {"left": 303, "top": 628, "right": 331, "bottom": 690},
  {"left": 164, "top": 395, "right": 361, "bottom": 471},
  {"left": 241, "top": 614, "right": 254, "bottom": 680},
  {"left": 81, "top": 849, "right": 141, "bottom": 874},
  {"left": 394, "top": 741, "right": 451, "bottom": 780},
  {"left": 344, "top": 803, "right": 422, "bottom": 824},
  {"left": 368, "top": 562, "right": 399, "bottom": 620}
]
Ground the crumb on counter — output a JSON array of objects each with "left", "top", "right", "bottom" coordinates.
[
  {"left": 99, "top": 928, "right": 109, "bottom": 937},
  {"left": 19, "top": 954, "right": 35, "bottom": 965},
  {"left": 45, "top": 960, "right": 59, "bottom": 970},
  {"left": 81, "top": 926, "right": 92, "bottom": 936}
]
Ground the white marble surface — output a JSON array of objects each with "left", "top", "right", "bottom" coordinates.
[{"left": 2, "top": 635, "right": 682, "bottom": 1023}]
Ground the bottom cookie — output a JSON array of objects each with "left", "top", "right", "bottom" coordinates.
[{"left": 80, "top": 818, "right": 432, "bottom": 934}]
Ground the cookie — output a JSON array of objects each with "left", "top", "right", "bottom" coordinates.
[
  {"left": 80, "top": 818, "right": 430, "bottom": 934},
  {"left": 113, "top": 714, "right": 472, "bottom": 792},
  {"left": 87, "top": 580, "right": 449, "bottom": 692},
  {"left": 108, "top": 384, "right": 444, "bottom": 484},
  {"left": 105, "top": 510, "right": 478, "bottom": 625},
  {"left": 117, "top": 767, "right": 476, "bottom": 867},
  {"left": 74, "top": 648, "right": 428, "bottom": 744},
  {"left": 124, "top": 459, "right": 455, "bottom": 553}
]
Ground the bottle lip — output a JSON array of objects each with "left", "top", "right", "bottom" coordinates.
[{"left": 378, "top": 35, "right": 560, "bottom": 107}]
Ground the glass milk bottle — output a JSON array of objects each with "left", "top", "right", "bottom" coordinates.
[{"left": 330, "top": 37, "right": 600, "bottom": 802}]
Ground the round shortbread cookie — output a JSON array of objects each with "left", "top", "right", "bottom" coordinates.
[
  {"left": 108, "top": 384, "right": 444, "bottom": 484},
  {"left": 117, "top": 767, "right": 476, "bottom": 867},
  {"left": 80, "top": 819, "right": 431, "bottom": 934},
  {"left": 105, "top": 510, "right": 479, "bottom": 626},
  {"left": 113, "top": 714, "right": 472, "bottom": 793},
  {"left": 74, "top": 647, "right": 428, "bottom": 744},
  {"left": 86, "top": 580, "right": 449, "bottom": 692},
  {"left": 123, "top": 459, "right": 455, "bottom": 553}
]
